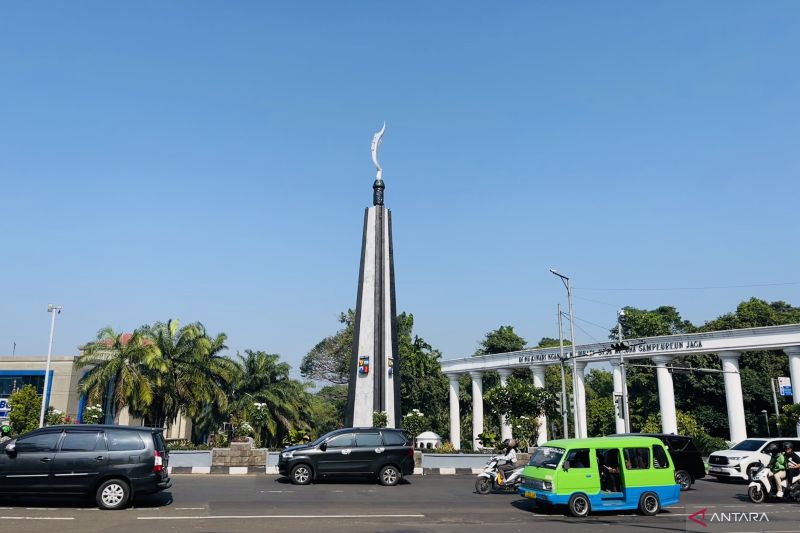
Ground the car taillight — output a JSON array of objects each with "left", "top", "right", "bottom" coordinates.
[
  {"left": 407, "top": 447, "right": 414, "bottom": 457},
  {"left": 153, "top": 449, "right": 164, "bottom": 473}
]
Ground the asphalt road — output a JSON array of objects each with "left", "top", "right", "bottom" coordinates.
[{"left": 0, "top": 475, "right": 798, "bottom": 533}]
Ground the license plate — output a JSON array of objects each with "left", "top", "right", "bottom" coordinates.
[
  {"left": 709, "top": 466, "right": 723, "bottom": 472},
  {"left": 528, "top": 492, "right": 536, "bottom": 499}
]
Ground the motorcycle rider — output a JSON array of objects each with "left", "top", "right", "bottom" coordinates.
[
  {"left": 497, "top": 438, "right": 518, "bottom": 485},
  {"left": 0, "top": 424, "right": 12, "bottom": 448},
  {"left": 783, "top": 442, "right": 800, "bottom": 487},
  {"left": 766, "top": 443, "right": 787, "bottom": 498}
]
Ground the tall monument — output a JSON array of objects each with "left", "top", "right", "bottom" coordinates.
[{"left": 345, "top": 123, "right": 402, "bottom": 428}]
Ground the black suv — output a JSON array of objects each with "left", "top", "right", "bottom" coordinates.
[
  {"left": 0, "top": 425, "right": 171, "bottom": 509},
  {"left": 610, "top": 433, "right": 705, "bottom": 490},
  {"left": 278, "top": 427, "right": 414, "bottom": 486}
]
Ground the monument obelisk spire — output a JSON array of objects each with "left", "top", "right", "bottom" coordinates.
[{"left": 345, "top": 123, "right": 401, "bottom": 428}]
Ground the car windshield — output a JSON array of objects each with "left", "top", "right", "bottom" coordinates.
[
  {"left": 730, "top": 439, "right": 767, "bottom": 452},
  {"left": 528, "top": 447, "right": 565, "bottom": 469}
]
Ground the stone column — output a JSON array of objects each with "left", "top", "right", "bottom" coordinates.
[
  {"left": 783, "top": 347, "right": 800, "bottom": 436},
  {"left": 531, "top": 366, "right": 548, "bottom": 444},
  {"left": 610, "top": 360, "right": 626, "bottom": 434},
  {"left": 497, "top": 369, "right": 513, "bottom": 442},
  {"left": 652, "top": 355, "right": 677, "bottom": 435},
  {"left": 574, "top": 361, "right": 588, "bottom": 438},
  {"left": 470, "top": 371, "right": 484, "bottom": 449},
  {"left": 448, "top": 374, "right": 461, "bottom": 450},
  {"left": 719, "top": 351, "right": 747, "bottom": 444}
]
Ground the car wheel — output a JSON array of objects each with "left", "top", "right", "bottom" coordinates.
[
  {"left": 379, "top": 465, "right": 401, "bottom": 486},
  {"left": 675, "top": 470, "right": 692, "bottom": 491},
  {"left": 748, "top": 485, "right": 765, "bottom": 504},
  {"left": 567, "top": 493, "right": 590, "bottom": 518},
  {"left": 475, "top": 476, "right": 492, "bottom": 495},
  {"left": 96, "top": 479, "right": 130, "bottom": 510},
  {"left": 639, "top": 492, "right": 660, "bottom": 516},
  {"left": 290, "top": 464, "right": 313, "bottom": 485}
]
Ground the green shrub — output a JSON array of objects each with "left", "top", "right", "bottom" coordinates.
[
  {"left": 46, "top": 406, "right": 65, "bottom": 426},
  {"left": 8, "top": 385, "right": 41, "bottom": 435},
  {"left": 83, "top": 404, "right": 104, "bottom": 424},
  {"left": 439, "top": 441, "right": 456, "bottom": 453},
  {"left": 477, "top": 430, "right": 500, "bottom": 450},
  {"left": 167, "top": 440, "right": 210, "bottom": 450},
  {"left": 372, "top": 411, "right": 388, "bottom": 428}
]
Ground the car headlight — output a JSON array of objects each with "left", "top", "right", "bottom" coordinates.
[
  {"left": 543, "top": 480, "right": 552, "bottom": 491},
  {"left": 727, "top": 456, "right": 744, "bottom": 463},
  {"left": 281, "top": 451, "right": 294, "bottom": 459}
]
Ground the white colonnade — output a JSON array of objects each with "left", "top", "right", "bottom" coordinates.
[{"left": 441, "top": 325, "right": 800, "bottom": 449}]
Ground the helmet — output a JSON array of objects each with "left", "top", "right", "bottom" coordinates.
[
  {"left": 500, "top": 438, "right": 510, "bottom": 449},
  {"left": 0, "top": 424, "right": 10, "bottom": 436},
  {"left": 784, "top": 442, "right": 794, "bottom": 451},
  {"left": 767, "top": 443, "right": 780, "bottom": 455},
  {"left": 508, "top": 438, "right": 518, "bottom": 449}
]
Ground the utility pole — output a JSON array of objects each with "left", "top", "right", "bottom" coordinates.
[
  {"left": 617, "top": 309, "right": 631, "bottom": 433},
  {"left": 39, "top": 304, "right": 62, "bottom": 428},
  {"left": 558, "top": 304, "right": 569, "bottom": 439}
]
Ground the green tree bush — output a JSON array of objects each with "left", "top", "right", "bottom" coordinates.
[{"left": 8, "top": 385, "right": 41, "bottom": 435}]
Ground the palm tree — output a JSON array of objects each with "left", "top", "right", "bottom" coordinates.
[
  {"left": 137, "top": 320, "right": 237, "bottom": 427},
  {"left": 77, "top": 320, "right": 237, "bottom": 432},
  {"left": 76, "top": 328, "right": 161, "bottom": 421},
  {"left": 230, "top": 350, "right": 311, "bottom": 447}
]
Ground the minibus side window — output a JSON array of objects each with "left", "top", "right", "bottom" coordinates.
[
  {"left": 653, "top": 445, "right": 670, "bottom": 468},
  {"left": 565, "top": 448, "right": 590, "bottom": 468},
  {"left": 623, "top": 447, "right": 650, "bottom": 470}
]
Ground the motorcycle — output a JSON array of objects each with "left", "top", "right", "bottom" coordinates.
[
  {"left": 747, "top": 463, "right": 800, "bottom": 503},
  {"left": 475, "top": 455, "right": 524, "bottom": 495}
]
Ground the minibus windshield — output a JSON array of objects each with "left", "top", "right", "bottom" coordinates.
[{"left": 528, "top": 446, "right": 565, "bottom": 469}]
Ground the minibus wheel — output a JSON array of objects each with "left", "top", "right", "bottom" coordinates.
[
  {"left": 567, "top": 494, "right": 590, "bottom": 517},
  {"left": 639, "top": 492, "right": 660, "bottom": 516},
  {"left": 675, "top": 470, "right": 692, "bottom": 491}
]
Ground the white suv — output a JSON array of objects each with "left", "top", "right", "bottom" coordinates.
[{"left": 708, "top": 438, "right": 800, "bottom": 481}]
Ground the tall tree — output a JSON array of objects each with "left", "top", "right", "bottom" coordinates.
[
  {"left": 138, "top": 320, "right": 237, "bottom": 427},
  {"left": 474, "top": 325, "right": 527, "bottom": 355},
  {"left": 300, "top": 311, "right": 354, "bottom": 385},
  {"left": 77, "top": 321, "right": 237, "bottom": 429},
  {"left": 76, "top": 328, "right": 160, "bottom": 421},
  {"left": 397, "top": 313, "right": 449, "bottom": 436},
  {"left": 230, "top": 350, "right": 311, "bottom": 447}
]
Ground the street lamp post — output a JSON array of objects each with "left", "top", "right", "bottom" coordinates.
[
  {"left": 557, "top": 304, "right": 569, "bottom": 439},
  {"left": 761, "top": 409, "right": 770, "bottom": 437},
  {"left": 550, "top": 269, "right": 582, "bottom": 438},
  {"left": 38, "top": 304, "right": 62, "bottom": 428}
]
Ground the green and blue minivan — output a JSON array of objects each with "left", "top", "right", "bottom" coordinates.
[{"left": 518, "top": 436, "right": 680, "bottom": 517}]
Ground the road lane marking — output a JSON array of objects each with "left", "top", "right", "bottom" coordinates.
[
  {"left": 138, "top": 514, "right": 426, "bottom": 521},
  {"left": 1, "top": 517, "right": 75, "bottom": 520},
  {"left": 175, "top": 507, "right": 206, "bottom": 510}
]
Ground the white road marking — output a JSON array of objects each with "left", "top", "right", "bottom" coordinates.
[
  {"left": 1, "top": 517, "right": 75, "bottom": 520},
  {"left": 138, "top": 514, "right": 426, "bottom": 521},
  {"left": 175, "top": 507, "right": 206, "bottom": 510}
]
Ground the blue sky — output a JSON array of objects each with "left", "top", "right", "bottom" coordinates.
[{"left": 1, "top": 1, "right": 798, "bottom": 376}]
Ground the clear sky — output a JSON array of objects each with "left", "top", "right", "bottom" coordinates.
[{"left": 1, "top": 1, "right": 798, "bottom": 376}]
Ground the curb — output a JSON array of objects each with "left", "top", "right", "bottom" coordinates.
[
  {"left": 168, "top": 466, "right": 480, "bottom": 475},
  {"left": 423, "top": 468, "right": 483, "bottom": 475},
  {"left": 168, "top": 466, "right": 264, "bottom": 475}
]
